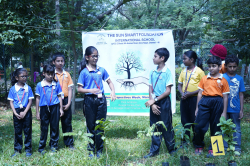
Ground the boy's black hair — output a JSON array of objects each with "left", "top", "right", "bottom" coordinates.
[
  {"left": 225, "top": 54, "right": 239, "bottom": 66},
  {"left": 155, "top": 48, "right": 169, "bottom": 62},
  {"left": 207, "top": 56, "right": 222, "bottom": 66},
  {"left": 43, "top": 64, "right": 57, "bottom": 82},
  {"left": 52, "top": 52, "right": 65, "bottom": 61},
  {"left": 11, "top": 68, "right": 27, "bottom": 86}
]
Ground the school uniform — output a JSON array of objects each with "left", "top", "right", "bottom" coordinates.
[
  {"left": 194, "top": 73, "right": 230, "bottom": 149},
  {"left": 55, "top": 69, "right": 74, "bottom": 147},
  {"left": 77, "top": 65, "right": 109, "bottom": 154},
  {"left": 35, "top": 80, "right": 63, "bottom": 152},
  {"left": 219, "top": 62, "right": 227, "bottom": 74},
  {"left": 7, "top": 83, "right": 34, "bottom": 153},
  {"left": 178, "top": 66, "right": 205, "bottom": 142},
  {"left": 148, "top": 66, "right": 175, "bottom": 154},
  {"left": 223, "top": 73, "right": 245, "bottom": 151}
]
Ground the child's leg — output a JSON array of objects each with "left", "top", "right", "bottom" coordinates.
[
  {"left": 38, "top": 106, "right": 50, "bottom": 152},
  {"left": 23, "top": 109, "right": 32, "bottom": 153},
  {"left": 61, "top": 97, "right": 74, "bottom": 147},
  {"left": 180, "top": 96, "right": 197, "bottom": 142},
  {"left": 208, "top": 97, "right": 223, "bottom": 150},
  {"left": 159, "top": 96, "right": 175, "bottom": 152},
  {"left": 193, "top": 97, "right": 211, "bottom": 149},
  {"left": 49, "top": 104, "right": 60, "bottom": 150},
  {"left": 95, "top": 95, "right": 107, "bottom": 154},
  {"left": 84, "top": 95, "right": 98, "bottom": 153},
  {"left": 228, "top": 113, "right": 241, "bottom": 151},
  {"left": 13, "top": 108, "right": 23, "bottom": 153}
]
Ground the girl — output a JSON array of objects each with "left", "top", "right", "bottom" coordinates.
[
  {"left": 8, "top": 68, "right": 34, "bottom": 157},
  {"left": 178, "top": 50, "right": 205, "bottom": 145},
  {"left": 77, "top": 46, "right": 116, "bottom": 158},
  {"left": 35, "top": 64, "right": 64, "bottom": 154}
]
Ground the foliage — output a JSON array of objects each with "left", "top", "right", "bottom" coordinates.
[
  {"left": 215, "top": 116, "right": 240, "bottom": 161},
  {"left": 137, "top": 121, "right": 167, "bottom": 139}
]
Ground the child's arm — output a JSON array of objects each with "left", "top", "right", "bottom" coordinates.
[
  {"left": 195, "top": 90, "right": 203, "bottom": 116},
  {"left": 63, "top": 87, "right": 72, "bottom": 111},
  {"left": 146, "top": 84, "right": 161, "bottom": 115},
  {"left": 145, "top": 85, "right": 171, "bottom": 107},
  {"left": 178, "top": 83, "right": 184, "bottom": 97},
  {"left": 77, "top": 85, "right": 101, "bottom": 94},
  {"left": 10, "top": 101, "right": 21, "bottom": 119},
  {"left": 107, "top": 79, "right": 116, "bottom": 101},
  {"left": 58, "top": 95, "right": 64, "bottom": 117},
  {"left": 239, "top": 92, "right": 244, "bottom": 119},
  {"left": 20, "top": 99, "right": 32, "bottom": 119},
  {"left": 36, "top": 96, "right": 40, "bottom": 120},
  {"left": 221, "top": 93, "right": 228, "bottom": 118}
]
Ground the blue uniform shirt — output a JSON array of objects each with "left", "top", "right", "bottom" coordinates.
[
  {"left": 77, "top": 65, "right": 110, "bottom": 95},
  {"left": 223, "top": 73, "right": 245, "bottom": 113},
  {"left": 148, "top": 65, "right": 173, "bottom": 96},
  {"left": 7, "top": 83, "right": 34, "bottom": 108},
  {"left": 35, "top": 80, "right": 63, "bottom": 106}
]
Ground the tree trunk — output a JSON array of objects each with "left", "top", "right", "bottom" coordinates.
[
  {"left": 30, "top": 46, "right": 34, "bottom": 85},
  {"left": 55, "top": 0, "right": 60, "bottom": 49},
  {"left": 154, "top": 0, "right": 160, "bottom": 28}
]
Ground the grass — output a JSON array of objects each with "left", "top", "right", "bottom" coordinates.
[{"left": 0, "top": 102, "right": 250, "bottom": 166}]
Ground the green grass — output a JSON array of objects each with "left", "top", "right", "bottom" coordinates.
[{"left": 0, "top": 103, "right": 250, "bottom": 165}]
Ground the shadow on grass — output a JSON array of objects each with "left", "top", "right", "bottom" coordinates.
[{"left": 106, "top": 127, "right": 140, "bottom": 139}]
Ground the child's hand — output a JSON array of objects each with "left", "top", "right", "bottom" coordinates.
[
  {"left": 60, "top": 109, "right": 64, "bottom": 117},
  {"left": 14, "top": 112, "right": 21, "bottom": 120},
  {"left": 152, "top": 104, "right": 161, "bottom": 115},
  {"left": 195, "top": 108, "right": 198, "bottom": 116},
  {"left": 110, "top": 91, "right": 116, "bottom": 101},
  {"left": 63, "top": 104, "right": 70, "bottom": 111},
  {"left": 19, "top": 111, "right": 26, "bottom": 119},
  {"left": 91, "top": 88, "right": 102, "bottom": 95},
  {"left": 36, "top": 112, "right": 40, "bottom": 120},
  {"left": 221, "top": 112, "right": 227, "bottom": 118},
  {"left": 145, "top": 99, "right": 155, "bottom": 107},
  {"left": 239, "top": 111, "right": 244, "bottom": 119}
]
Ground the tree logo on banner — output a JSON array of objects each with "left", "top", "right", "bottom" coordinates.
[{"left": 115, "top": 51, "right": 148, "bottom": 90}]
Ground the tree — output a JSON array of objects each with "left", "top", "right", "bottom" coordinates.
[{"left": 115, "top": 51, "right": 144, "bottom": 79}]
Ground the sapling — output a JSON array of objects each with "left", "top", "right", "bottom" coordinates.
[{"left": 215, "top": 116, "right": 240, "bottom": 163}]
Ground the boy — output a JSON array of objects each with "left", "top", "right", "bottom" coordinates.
[
  {"left": 209, "top": 44, "right": 227, "bottom": 73},
  {"left": 144, "top": 48, "right": 176, "bottom": 158},
  {"left": 223, "top": 55, "right": 245, "bottom": 155},
  {"left": 53, "top": 52, "right": 75, "bottom": 150},
  {"left": 194, "top": 56, "right": 230, "bottom": 157}
]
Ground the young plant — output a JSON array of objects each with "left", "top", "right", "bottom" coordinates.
[
  {"left": 215, "top": 116, "right": 240, "bottom": 161},
  {"left": 172, "top": 123, "right": 194, "bottom": 160},
  {"left": 95, "top": 118, "right": 111, "bottom": 165},
  {"left": 137, "top": 121, "right": 167, "bottom": 138}
]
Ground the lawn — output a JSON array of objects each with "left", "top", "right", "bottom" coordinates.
[{"left": 0, "top": 102, "right": 250, "bottom": 166}]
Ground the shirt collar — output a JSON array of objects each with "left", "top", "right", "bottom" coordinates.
[
  {"left": 41, "top": 79, "right": 57, "bottom": 87},
  {"left": 183, "top": 66, "right": 197, "bottom": 74},
  {"left": 86, "top": 64, "right": 100, "bottom": 71},
  {"left": 153, "top": 65, "right": 168, "bottom": 73},
  {"left": 55, "top": 69, "right": 68, "bottom": 77},
  {"left": 207, "top": 73, "right": 223, "bottom": 79},
  {"left": 15, "top": 83, "right": 28, "bottom": 92}
]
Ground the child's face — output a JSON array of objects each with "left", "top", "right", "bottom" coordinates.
[
  {"left": 43, "top": 72, "right": 54, "bottom": 82},
  {"left": 53, "top": 57, "right": 65, "bottom": 69},
  {"left": 15, "top": 71, "right": 28, "bottom": 84},
  {"left": 86, "top": 50, "right": 99, "bottom": 66},
  {"left": 208, "top": 64, "right": 221, "bottom": 76},
  {"left": 153, "top": 53, "right": 164, "bottom": 65},
  {"left": 182, "top": 54, "right": 193, "bottom": 66},
  {"left": 225, "top": 62, "right": 238, "bottom": 75}
]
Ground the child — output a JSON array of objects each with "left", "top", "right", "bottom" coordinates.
[
  {"left": 36, "top": 64, "right": 64, "bottom": 154},
  {"left": 8, "top": 68, "right": 34, "bottom": 157},
  {"left": 223, "top": 55, "right": 245, "bottom": 155},
  {"left": 178, "top": 50, "right": 205, "bottom": 145},
  {"left": 210, "top": 44, "right": 227, "bottom": 73},
  {"left": 194, "top": 56, "right": 230, "bottom": 157},
  {"left": 144, "top": 48, "right": 176, "bottom": 158},
  {"left": 53, "top": 52, "right": 75, "bottom": 150},
  {"left": 77, "top": 46, "right": 116, "bottom": 158}
]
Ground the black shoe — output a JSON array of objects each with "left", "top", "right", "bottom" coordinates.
[
  {"left": 169, "top": 148, "right": 178, "bottom": 156},
  {"left": 68, "top": 145, "right": 75, "bottom": 151},
  {"left": 144, "top": 152, "right": 158, "bottom": 158}
]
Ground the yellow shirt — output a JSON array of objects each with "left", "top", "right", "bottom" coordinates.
[{"left": 178, "top": 66, "right": 205, "bottom": 93}]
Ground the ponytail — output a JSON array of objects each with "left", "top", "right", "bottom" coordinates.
[
  {"left": 11, "top": 68, "right": 27, "bottom": 86},
  {"left": 79, "top": 46, "right": 98, "bottom": 74},
  {"left": 197, "top": 58, "right": 204, "bottom": 71}
]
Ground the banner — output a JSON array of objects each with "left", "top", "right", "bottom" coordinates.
[{"left": 82, "top": 29, "right": 175, "bottom": 116}]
